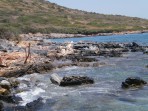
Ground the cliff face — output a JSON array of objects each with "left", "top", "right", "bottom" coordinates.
[{"left": 0, "top": 0, "right": 148, "bottom": 35}]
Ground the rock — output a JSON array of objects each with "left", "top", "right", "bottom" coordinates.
[
  {"left": 0, "top": 46, "right": 7, "bottom": 52},
  {"left": 127, "top": 42, "right": 146, "bottom": 52},
  {"left": 121, "top": 48, "right": 129, "bottom": 52},
  {"left": 81, "top": 49, "right": 98, "bottom": 56},
  {"left": 3, "top": 63, "right": 54, "bottom": 77},
  {"left": 132, "top": 42, "right": 139, "bottom": 47},
  {"left": 0, "top": 102, "right": 4, "bottom": 111},
  {"left": 26, "top": 97, "right": 43, "bottom": 109},
  {"left": 75, "top": 56, "right": 97, "bottom": 62},
  {"left": 0, "top": 87, "right": 9, "bottom": 95},
  {"left": 0, "top": 80, "right": 10, "bottom": 86},
  {"left": 73, "top": 44, "right": 89, "bottom": 50},
  {"left": 109, "top": 50, "right": 122, "bottom": 57},
  {"left": 8, "top": 78, "right": 20, "bottom": 88},
  {"left": 131, "top": 47, "right": 145, "bottom": 52},
  {"left": 3, "top": 97, "right": 43, "bottom": 111},
  {"left": 99, "top": 50, "right": 122, "bottom": 57},
  {"left": 0, "top": 95, "right": 15, "bottom": 103},
  {"left": 144, "top": 51, "right": 148, "bottom": 54},
  {"left": 50, "top": 74, "right": 62, "bottom": 85},
  {"left": 122, "top": 77, "right": 147, "bottom": 89},
  {"left": 50, "top": 74, "right": 94, "bottom": 86},
  {"left": 0, "top": 80, "right": 11, "bottom": 91},
  {"left": 103, "top": 43, "right": 122, "bottom": 48},
  {"left": 60, "top": 76, "right": 94, "bottom": 86}
]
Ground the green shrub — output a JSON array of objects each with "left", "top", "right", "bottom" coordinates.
[{"left": 0, "top": 28, "right": 20, "bottom": 41}]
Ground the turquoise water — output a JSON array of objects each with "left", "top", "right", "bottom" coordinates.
[
  {"left": 49, "top": 33, "right": 148, "bottom": 45},
  {"left": 15, "top": 34, "right": 148, "bottom": 111}
]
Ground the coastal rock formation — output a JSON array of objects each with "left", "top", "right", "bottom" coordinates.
[
  {"left": 50, "top": 74, "right": 94, "bottom": 86},
  {"left": 1, "top": 37, "right": 148, "bottom": 78},
  {"left": 122, "top": 77, "right": 147, "bottom": 89}
]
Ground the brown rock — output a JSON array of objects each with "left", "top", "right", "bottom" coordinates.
[{"left": 0, "top": 87, "right": 9, "bottom": 95}]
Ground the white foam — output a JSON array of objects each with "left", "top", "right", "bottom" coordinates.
[
  {"left": 62, "top": 66, "right": 79, "bottom": 71},
  {"left": 16, "top": 87, "right": 45, "bottom": 106}
]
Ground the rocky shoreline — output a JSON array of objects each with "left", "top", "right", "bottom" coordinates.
[
  {"left": 0, "top": 38, "right": 148, "bottom": 77},
  {"left": 20, "top": 30, "right": 148, "bottom": 40},
  {"left": 0, "top": 36, "right": 148, "bottom": 110}
]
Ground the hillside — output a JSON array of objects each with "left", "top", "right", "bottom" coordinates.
[{"left": 1, "top": 0, "right": 148, "bottom": 37}]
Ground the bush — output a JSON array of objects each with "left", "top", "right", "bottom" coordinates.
[{"left": 0, "top": 28, "right": 20, "bottom": 41}]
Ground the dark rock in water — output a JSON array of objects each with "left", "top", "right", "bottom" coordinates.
[
  {"left": 75, "top": 56, "right": 97, "bottom": 62},
  {"left": 73, "top": 44, "right": 89, "bottom": 50},
  {"left": 131, "top": 47, "right": 145, "bottom": 52},
  {"left": 99, "top": 50, "right": 122, "bottom": 57},
  {"left": 0, "top": 95, "right": 15, "bottom": 103},
  {"left": 120, "top": 48, "right": 129, "bottom": 52},
  {"left": 132, "top": 42, "right": 139, "bottom": 47},
  {"left": 103, "top": 43, "right": 122, "bottom": 48},
  {"left": 144, "top": 51, "right": 148, "bottom": 54},
  {"left": 60, "top": 76, "right": 94, "bottom": 86},
  {"left": 0, "top": 101, "right": 4, "bottom": 111},
  {"left": 109, "top": 50, "right": 122, "bottom": 57},
  {"left": 128, "top": 42, "right": 146, "bottom": 52},
  {"left": 26, "top": 97, "right": 43, "bottom": 110},
  {"left": 50, "top": 74, "right": 94, "bottom": 86},
  {"left": 122, "top": 77, "right": 147, "bottom": 89},
  {"left": 3, "top": 98, "right": 43, "bottom": 111}
]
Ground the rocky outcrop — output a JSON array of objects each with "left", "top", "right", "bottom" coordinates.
[
  {"left": 1, "top": 37, "right": 148, "bottom": 78},
  {"left": 122, "top": 77, "right": 147, "bottom": 89},
  {"left": 1, "top": 63, "right": 54, "bottom": 77}
]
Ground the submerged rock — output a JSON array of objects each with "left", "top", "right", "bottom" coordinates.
[
  {"left": 0, "top": 95, "right": 15, "bottom": 103},
  {"left": 50, "top": 74, "right": 94, "bottom": 86},
  {"left": 122, "top": 77, "right": 147, "bottom": 89}
]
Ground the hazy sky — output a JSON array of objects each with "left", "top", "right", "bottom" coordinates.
[{"left": 48, "top": 0, "right": 148, "bottom": 19}]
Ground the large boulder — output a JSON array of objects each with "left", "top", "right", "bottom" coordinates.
[
  {"left": 122, "top": 77, "right": 147, "bottom": 89},
  {"left": 60, "top": 76, "right": 94, "bottom": 86},
  {"left": 50, "top": 74, "right": 94, "bottom": 86}
]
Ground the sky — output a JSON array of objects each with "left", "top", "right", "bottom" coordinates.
[{"left": 48, "top": 0, "right": 148, "bottom": 19}]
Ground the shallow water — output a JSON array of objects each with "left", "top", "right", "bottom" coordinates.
[
  {"left": 48, "top": 33, "right": 148, "bottom": 46},
  {"left": 15, "top": 52, "right": 148, "bottom": 111}
]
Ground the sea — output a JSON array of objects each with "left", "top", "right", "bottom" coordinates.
[{"left": 14, "top": 33, "right": 148, "bottom": 111}]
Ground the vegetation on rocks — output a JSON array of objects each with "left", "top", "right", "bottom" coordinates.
[{"left": 1, "top": 0, "right": 148, "bottom": 40}]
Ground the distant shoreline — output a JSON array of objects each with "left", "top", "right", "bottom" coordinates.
[{"left": 20, "top": 30, "right": 148, "bottom": 40}]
